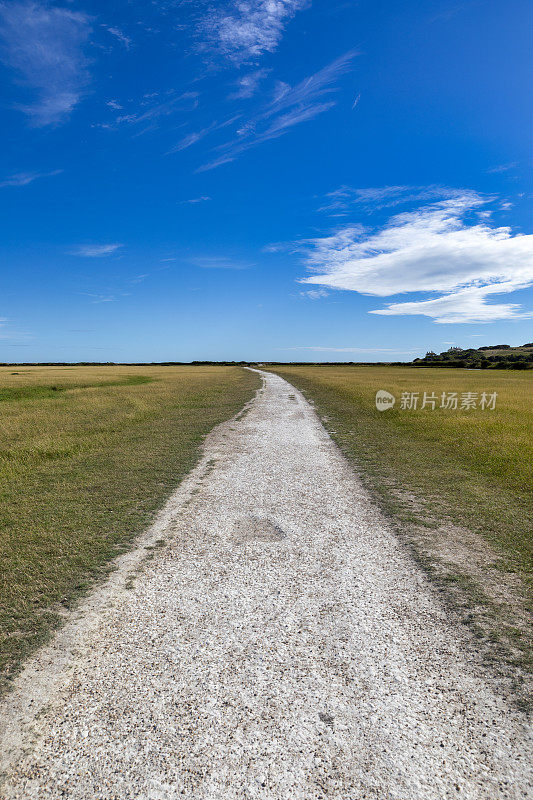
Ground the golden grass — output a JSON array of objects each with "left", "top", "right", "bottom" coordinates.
[
  {"left": 269, "top": 365, "right": 533, "bottom": 680},
  {"left": 0, "top": 365, "right": 259, "bottom": 690},
  {"left": 268, "top": 366, "right": 533, "bottom": 574}
]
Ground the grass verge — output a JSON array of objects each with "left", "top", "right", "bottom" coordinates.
[
  {"left": 0, "top": 365, "right": 259, "bottom": 692},
  {"left": 268, "top": 366, "right": 532, "bottom": 696}
]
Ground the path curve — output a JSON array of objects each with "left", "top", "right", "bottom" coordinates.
[{"left": 0, "top": 370, "right": 530, "bottom": 799}]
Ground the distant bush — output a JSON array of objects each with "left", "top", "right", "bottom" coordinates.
[{"left": 414, "top": 342, "right": 533, "bottom": 370}]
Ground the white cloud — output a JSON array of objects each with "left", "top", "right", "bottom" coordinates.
[
  {"left": 300, "top": 288, "right": 329, "bottom": 299},
  {"left": 103, "top": 92, "right": 200, "bottom": 133},
  {"left": 168, "top": 114, "right": 240, "bottom": 154},
  {"left": 71, "top": 243, "right": 123, "bottom": 257},
  {"left": 200, "top": 0, "right": 309, "bottom": 63},
  {"left": 180, "top": 196, "right": 211, "bottom": 204},
  {"left": 262, "top": 242, "right": 287, "bottom": 253},
  {"left": 0, "top": 1, "right": 91, "bottom": 126},
  {"left": 199, "top": 51, "right": 355, "bottom": 170},
  {"left": 371, "top": 287, "right": 533, "bottom": 324},
  {"left": 486, "top": 162, "right": 517, "bottom": 174},
  {"left": 173, "top": 130, "right": 209, "bottom": 152},
  {"left": 0, "top": 169, "right": 62, "bottom": 187},
  {"left": 103, "top": 26, "right": 132, "bottom": 48},
  {"left": 228, "top": 68, "right": 269, "bottom": 99},
  {"left": 318, "top": 184, "right": 466, "bottom": 215},
  {"left": 301, "top": 191, "right": 533, "bottom": 323}
]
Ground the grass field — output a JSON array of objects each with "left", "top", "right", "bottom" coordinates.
[
  {"left": 269, "top": 366, "right": 532, "bottom": 675},
  {"left": 0, "top": 365, "right": 259, "bottom": 691}
]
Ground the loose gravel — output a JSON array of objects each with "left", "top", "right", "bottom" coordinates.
[{"left": 0, "top": 370, "right": 531, "bottom": 799}]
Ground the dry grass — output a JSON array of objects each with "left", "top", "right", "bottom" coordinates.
[
  {"left": 268, "top": 366, "right": 533, "bottom": 679},
  {"left": 0, "top": 365, "right": 259, "bottom": 691}
]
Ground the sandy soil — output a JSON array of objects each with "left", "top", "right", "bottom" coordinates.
[{"left": 0, "top": 370, "right": 531, "bottom": 799}]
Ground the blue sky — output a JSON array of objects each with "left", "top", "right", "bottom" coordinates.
[{"left": 0, "top": 0, "right": 532, "bottom": 362}]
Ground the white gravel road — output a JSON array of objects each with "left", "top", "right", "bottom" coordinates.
[{"left": 0, "top": 370, "right": 531, "bottom": 800}]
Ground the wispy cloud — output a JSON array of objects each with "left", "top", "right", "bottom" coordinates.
[
  {"left": 300, "top": 288, "right": 329, "bottom": 299},
  {"left": 80, "top": 292, "right": 118, "bottom": 303},
  {"left": 300, "top": 190, "right": 533, "bottom": 323},
  {"left": 180, "top": 196, "right": 211, "bottom": 204},
  {"left": 486, "top": 162, "right": 518, "bottom": 174},
  {"left": 0, "top": 318, "right": 32, "bottom": 342},
  {"left": 172, "top": 129, "right": 210, "bottom": 152},
  {"left": 317, "top": 184, "right": 466, "bottom": 215},
  {"left": 103, "top": 25, "right": 132, "bottom": 49},
  {"left": 71, "top": 243, "right": 123, "bottom": 258},
  {"left": 101, "top": 91, "right": 200, "bottom": 133},
  {"left": 199, "top": 0, "right": 309, "bottom": 63},
  {"left": 167, "top": 113, "right": 241, "bottom": 154},
  {"left": 0, "top": 169, "right": 62, "bottom": 188},
  {"left": 77, "top": 268, "right": 159, "bottom": 306},
  {"left": 228, "top": 69, "right": 269, "bottom": 99},
  {"left": 198, "top": 50, "right": 356, "bottom": 170},
  {"left": 167, "top": 114, "right": 241, "bottom": 155},
  {"left": 191, "top": 255, "right": 253, "bottom": 269},
  {"left": 0, "top": 1, "right": 92, "bottom": 126}
]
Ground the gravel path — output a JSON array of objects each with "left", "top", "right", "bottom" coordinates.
[{"left": 0, "top": 370, "right": 531, "bottom": 800}]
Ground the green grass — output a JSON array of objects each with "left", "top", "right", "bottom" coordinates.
[
  {"left": 0, "top": 375, "right": 154, "bottom": 403},
  {"left": 268, "top": 365, "right": 532, "bottom": 677},
  {"left": 0, "top": 365, "right": 259, "bottom": 691}
]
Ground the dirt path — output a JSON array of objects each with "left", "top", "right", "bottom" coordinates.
[{"left": 0, "top": 370, "right": 530, "bottom": 799}]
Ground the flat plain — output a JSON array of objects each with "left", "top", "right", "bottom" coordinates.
[
  {"left": 0, "top": 365, "right": 260, "bottom": 691},
  {"left": 1, "top": 370, "right": 530, "bottom": 799}
]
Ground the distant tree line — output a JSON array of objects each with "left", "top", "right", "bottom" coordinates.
[
  {"left": 0, "top": 361, "right": 253, "bottom": 367},
  {"left": 413, "top": 344, "right": 533, "bottom": 369}
]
